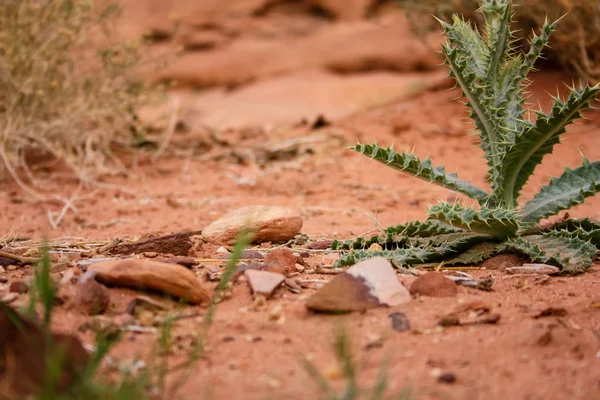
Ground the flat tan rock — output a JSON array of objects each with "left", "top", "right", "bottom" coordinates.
[
  {"left": 306, "top": 257, "right": 410, "bottom": 312},
  {"left": 89, "top": 259, "right": 210, "bottom": 305},
  {"left": 245, "top": 270, "right": 285, "bottom": 298},
  {"left": 202, "top": 205, "right": 303, "bottom": 245}
]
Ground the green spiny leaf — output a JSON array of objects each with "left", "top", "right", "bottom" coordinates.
[
  {"left": 352, "top": 143, "right": 489, "bottom": 204},
  {"left": 492, "top": 18, "right": 558, "bottom": 155},
  {"left": 498, "top": 85, "right": 600, "bottom": 208},
  {"left": 495, "top": 57, "right": 527, "bottom": 137},
  {"left": 415, "top": 242, "right": 500, "bottom": 267},
  {"left": 542, "top": 218, "right": 600, "bottom": 247},
  {"left": 483, "top": 0, "right": 512, "bottom": 85},
  {"left": 438, "top": 15, "right": 488, "bottom": 80},
  {"left": 441, "top": 43, "right": 503, "bottom": 192},
  {"left": 521, "top": 18, "right": 559, "bottom": 81},
  {"left": 428, "top": 201, "right": 520, "bottom": 238},
  {"left": 336, "top": 231, "right": 491, "bottom": 267},
  {"left": 383, "top": 220, "right": 462, "bottom": 241},
  {"left": 522, "top": 158, "right": 600, "bottom": 223},
  {"left": 407, "top": 232, "right": 493, "bottom": 248},
  {"left": 331, "top": 220, "right": 461, "bottom": 251},
  {"left": 503, "top": 233, "right": 596, "bottom": 273}
]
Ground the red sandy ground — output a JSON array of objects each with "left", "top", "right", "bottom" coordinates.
[{"left": 1, "top": 1, "right": 599, "bottom": 399}]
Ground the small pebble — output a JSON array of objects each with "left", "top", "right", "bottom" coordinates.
[{"left": 438, "top": 372, "right": 457, "bottom": 384}]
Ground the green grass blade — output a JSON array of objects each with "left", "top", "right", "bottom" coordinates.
[
  {"left": 521, "top": 159, "right": 600, "bottom": 223},
  {"left": 301, "top": 359, "right": 335, "bottom": 398},
  {"left": 353, "top": 143, "right": 489, "bottom": 204},
  {"left": 498, "top": 85, "right": 600, "bottom": 207}
]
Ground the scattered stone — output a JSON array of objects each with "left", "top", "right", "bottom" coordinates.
[
  {"left": 50, "top": 272, "right": 62, "bottom": 283},
  {"left": 307, "top": 239, "right": 334, "bottom": 250},
  {"left": 348, "top": 257, "right": 411, "bottom": 306},
  {"left": 205, "top": 267, "right": 222, "bottom": 282},
  {"left": 389, "top": 312, "right": 411, "bottom": 332},
  {"left": 58, "top": 269, "right": 76, "bottom": 285},
  {"left": 7, "top": 265, "right": 18, "bottom": 271},
  {"left": 446, "top": 275, "right": 494, "bottom": 292},
  {"left": 78, "top": 257, "right": 118, "bottom": 268},
  {"left": 201, "top": 205, "right": 303, "bottom": 245},
  {"left": 216, "top": 246, "right": 229, "bottom": 254},
  {"left": 232, "top": 262, "right": 266, "bottom": 282},
  {"left": 1, "top": 293, "right": 19, "bottom": 304},
  {"left": 0, "top": 258, "right": 12, "bottom": 268},
  {"left": 295, "top": 263, "right": 305, "bottom": 273},
  {"left": 111, "top": 232, "right": 193, "bottom": 256},
  {"left": 481, "top": 253, "right": 528, "bottom": 270},
  {"left": 137, "top": 310, "right": 155, "bottom": 327},
  {"left": 75, "top": 277, "right": 110, "bottom": 316},
  {"left": 0, "top": 304, "right": 89, "bottom": 398},
  {"left": 0, "top": 265, "right": 5, "bottom": 273},
  {"left": 245, "top": 270, "right": 285, "bottom": 299},
  {"left": 154, "top": 256, "right": 197, "bottom": 268},
  {"left": 125, "top": 295, "right": 170, "bottom": 315},
  {"left": 306, "top": 273, "right": 379, "bottom": 312},
  {"left": 306, "top": 257, "right": 410, "bottom": 312},
  {"left": 89, "top": 259, "right": 210, "bottom": 305},
  {"left": 293, "top": 252, "right": 306, "bottom": 266},
  {"left": 284, "top": 278, "right": 302, "bottom": 294},
  {"left": 322, "top": 252, "right": 340, "bottom": 266},
  {"left": 505, "top": 264, "right": 561, "bottom": 275},
  {"left": 9, "top": 281, "right": 28, "bottom": 294},
  {"left": 264, "top": 248, "right": 298, "bottom": 276},
  {"left": 143, "top": 252, "right": 158, "bottom": 258},
  {"left": 438, "top": 301, "right": 500, "bottom": 327},
  {"left": 438, "top": 372, "right": 457, "bottom": 384},
  {"left": 268, "top": 304, "right": 285, "bottom": 324},
  {"left": 363, "top": 334, "right": 384, "bottom": 350},
  {"left": 410, "top": 272, "right": 458, "bottom": 297},
  {"left": 533, "top": 307, "right": 568, "bottom": 319},
  {"left": 219, "top": 249, "right": 264, "bottom": 260}
]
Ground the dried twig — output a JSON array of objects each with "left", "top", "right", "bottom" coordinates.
[{"left": 0, "top": 250, "right": 38, "bottom": 265}]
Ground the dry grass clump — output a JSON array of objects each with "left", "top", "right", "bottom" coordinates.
[
  {"left": 399, "top": 0, "right": 600, "bottom": 84},
  {"left": 0, "top": 0, "right": 164, "bottom": 197}
]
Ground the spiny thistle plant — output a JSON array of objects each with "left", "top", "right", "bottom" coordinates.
[{"left": 334, "top": 0, "right": 600, "bottom": 274}]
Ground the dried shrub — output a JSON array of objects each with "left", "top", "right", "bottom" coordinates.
[
  {"left": 0, "top": 0, "right": 170, "bottom": 196},
  {"left": 399, "top": 0, "right": 600, "bottom": 84}
]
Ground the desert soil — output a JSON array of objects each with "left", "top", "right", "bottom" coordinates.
[{"left": 1, "top": 1, "right": 599, "bottom": 399}]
